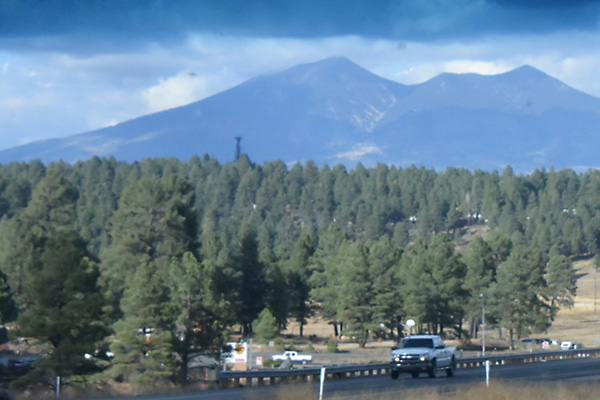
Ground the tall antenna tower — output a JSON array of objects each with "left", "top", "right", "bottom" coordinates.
[{"left": 234, "top": 136, "right": 242, "bottom": 161}]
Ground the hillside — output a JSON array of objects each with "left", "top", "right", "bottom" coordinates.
[
  {"left": 2, "top": 57, "right": 600, "bottom": 171},
  {"left": 547, "top": 258, "right": 600, "bottom": 346}
]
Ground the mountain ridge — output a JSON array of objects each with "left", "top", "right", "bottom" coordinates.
[{"left": 2, "top": 57, "right": 599, "bottom": 172}]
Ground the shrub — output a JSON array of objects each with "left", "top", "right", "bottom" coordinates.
[
  {"left": 252, "top": 309, "right": 279, "bottom": 343},
  {"left": 326, "top": 338, "right": 338, "bottom": 353},
  {"left": 273, "top": 337, "right": 286, "bottom": 352},
  {"left": 262, "top": 359, "right": 283, "bottom": 369}
]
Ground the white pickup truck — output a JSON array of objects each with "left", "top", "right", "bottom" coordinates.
[
  {"left": 272, "top": 351, "right": 312, "bottom": 364},
  {"left": 390, "top": 335, "right": 456, "bottom": 379}
]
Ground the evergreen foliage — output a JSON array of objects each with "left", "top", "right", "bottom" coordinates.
[
  {"left": 18, "top": 230, "right": 106, "bottom": 378},
  {"left": 234, "top": 224, "right": 266, "bottom": 337},
  {"left": 252, "top": 308, "right": 279, "bottom": 343},
  {"left": 489, "top": 246, "right": 550, "bottom": 348},
  {"left": 1, "top": 168, "right": 107, "bottom": 382},
  {"left": 110, "top": 260, "right": 176, "bottom": 384},
  {"left": 460, "top": 236, "right": 496, "bottom": 337},
  {"left": 0, "top": 156, "right": 593, "bottom": 386},
  {"left": 169, "top": 252, "right": 231, "bottom": 384}
]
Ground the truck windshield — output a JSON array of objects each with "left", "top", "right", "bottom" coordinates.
[{"left": 400, "top": 338, "right": 434, "bottom": 348}]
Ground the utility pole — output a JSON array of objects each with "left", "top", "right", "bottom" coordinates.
[
  {"left": 595, "top": 254, "right": 599, "bottom": 313},
  {"left": 234, "top": 136, "right": 241, "bottom": 161},
  {"left": 480, "top": 293, "right": 485, "bottom": 357}
]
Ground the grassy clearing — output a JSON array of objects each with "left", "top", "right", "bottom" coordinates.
[{"left": 546, "top": 257, "right": 600, "bottom": 346}]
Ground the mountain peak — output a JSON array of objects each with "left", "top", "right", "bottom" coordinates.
[
  {"left": 278, "top": 56, "right": 383, "bottom": 84},
  {"left": 312, "top": 56, "right": 364, "bottom": 70},
  {"left": 502, "top": 64, "right": 552, "bottom": 80},
  {"left": 295, "top": 56, "right": 361, "bottom": 70}
]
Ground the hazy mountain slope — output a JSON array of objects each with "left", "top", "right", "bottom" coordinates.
[
  {"left": 1, "top": 57, "right": 599, "bottom": 171},
  {"left": 374, "top": 64, "right": 600, "bottom": 171}
]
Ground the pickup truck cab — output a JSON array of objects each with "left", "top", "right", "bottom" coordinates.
[
  {"left": 272, "top": 350, "right": 312, "bottom": 364},
  {"left": 390, "top": 335, "right": 456, "bottom": 379}
]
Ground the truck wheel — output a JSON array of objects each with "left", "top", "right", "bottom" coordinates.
[
  {"left": 428, "top": 359, "right": 437, "bottom": 378},
  {"left": 411, "top": 371, "right": 419, "bottom": 379},
  {"left": 391, "top": 370, "right": 399, "bottom": 379},
  {"left": 446, "top": 356, "right": 456, "bottom": 377}
]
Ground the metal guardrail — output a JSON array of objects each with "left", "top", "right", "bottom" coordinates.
[
  {"left": 217, "top": 362, "right": 391, "bottom": 388},
  {"left": 216, "top": 348, "right": 600, "bottom": 388},
  {"left": 456, "top": 347, "right": 600, "bottom": 368}
]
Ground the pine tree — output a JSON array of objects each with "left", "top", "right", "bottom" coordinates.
[
  {"left": 489, "top": 246, "right": 550, "bottom": 348},
  {"left": 335, "top": 241, "right": 373, "bottom": 347},
  {"left": 0, "top": 270, "right": 16, "bottom": 324},
  {"left": 0, "top": 168, "right": 78, "bottom": 303},
  {"left": 286, "top": 231, "right": 315, "bottom": 337},
  {"left": 546, "top": 254, "right": 577, "bottom": 314},
  {"left": 401, "top": 235, "right": 466, "bottom": 335},
  {"left": 235, "top": 225, "right": 266, "bottom": 336},
  {"left": 169, "top": 252, "right": 232, "bottom": 384},
  {"left": 100, "top": 174, "right": 196, "bottom": 317},
  {"left": 366, "top": 236, "right": 403, "bottom": 339},
  {"left": 18, "top": 229, "right": 106, "bottom": 378},
  {"left": 0, "top": 168, "right": 109, "bottom": 381},
  {"left": 257, "top": 222, "right": 290, "bottom": 330},
  {"left": 110, "top": 260, "right": 176, "bottom": 384},
  {"left": 309, "top": 224, "right": 347, "bottom": 337},
  {"left": 460, "top": 236, "right": 496, "bottom": 337},
  {"left": 252, "top": 308, "right": 279, "bottom": 343},
  {"left": 486, "top": 231, "right": 513, "bottom": 266}
]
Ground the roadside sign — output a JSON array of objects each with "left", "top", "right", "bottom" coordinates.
[{"left": 224, "top": 342, "right": 247, "bottom": 363}]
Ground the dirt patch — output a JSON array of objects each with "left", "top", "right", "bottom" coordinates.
[{"left": 455, "top": 225, "right": 490, "bottom": 252}]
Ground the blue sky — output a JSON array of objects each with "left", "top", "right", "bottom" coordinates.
[{"left": 2, "top": 0, "right": 600, "bottom": 151}]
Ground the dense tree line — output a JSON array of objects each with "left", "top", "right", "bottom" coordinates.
[{"left": 0, "top": 155, "right": 589, "bottom": 386}]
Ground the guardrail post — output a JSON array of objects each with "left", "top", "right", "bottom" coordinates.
[{"left": 319, "top": 367, "right": 326, "bottom": 400}]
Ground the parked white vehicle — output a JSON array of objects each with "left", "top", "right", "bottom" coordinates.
[
  {"left": 272, "top": 350, "right": 312, "bottom": 364},
  {"left": 390, "top": 335, "right": 456, "bottom": 379},
  {"left": 560, "top": 341, "right": 573, "bottom": 350}
]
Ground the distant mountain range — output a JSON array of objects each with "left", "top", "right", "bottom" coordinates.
[{"left": 3, "top": 57, "right": 600, "bottom": 172}]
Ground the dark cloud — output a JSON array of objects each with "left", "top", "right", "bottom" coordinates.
[
  {"left": 492, "top": 0, "right": 599, "bottom": 9},
  {"left": 1, "top": 0, "right": 600, "bottom": 53}
]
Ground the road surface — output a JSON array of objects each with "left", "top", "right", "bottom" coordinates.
[{"left": 83, "top": 357, "right": 600, "bottom": 400}]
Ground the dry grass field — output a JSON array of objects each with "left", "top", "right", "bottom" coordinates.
[
  {"left": 254, "top": 382, "right": 600, "bottom": 400},
  {"left": 547, "top": 257, "right": 600, "bottom": 347}
]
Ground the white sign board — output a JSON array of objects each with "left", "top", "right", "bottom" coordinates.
[{"left": 224, "top": 342, "right": 247, "bottom": 363}]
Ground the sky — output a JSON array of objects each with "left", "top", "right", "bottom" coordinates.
[{"left": 2, "top": 0, "right": 600, "bottom": 151}]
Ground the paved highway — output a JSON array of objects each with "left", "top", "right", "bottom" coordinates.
[{"left": 84, "top": 357, "right": 600, "bottom": 400}]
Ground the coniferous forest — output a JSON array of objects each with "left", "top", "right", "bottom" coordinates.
[{"left": 0, "top": 154, "right": 590, "bottom": 386}]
